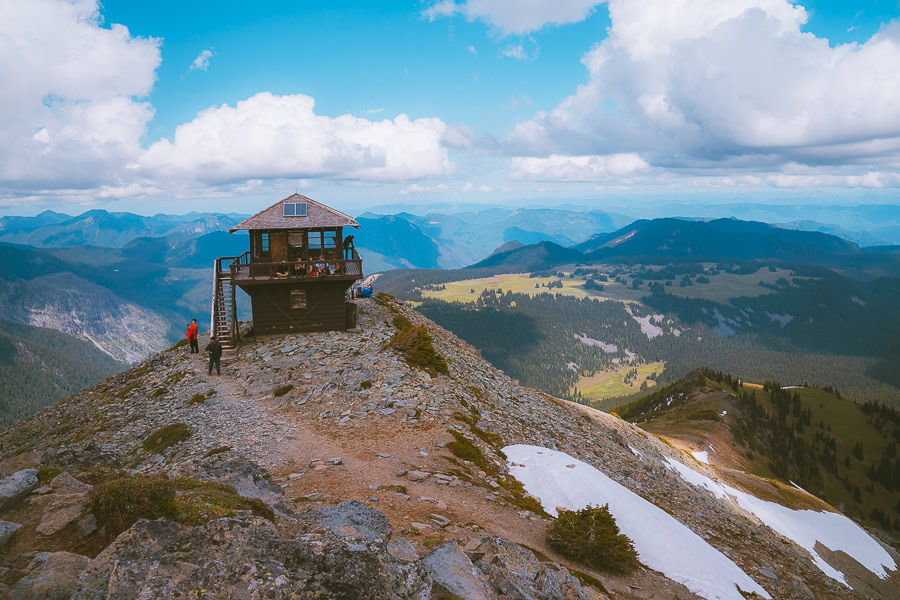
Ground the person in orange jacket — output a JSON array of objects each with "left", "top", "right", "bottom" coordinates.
[{"left": 187, "top": 319, "right": 199, "bottom": 354}]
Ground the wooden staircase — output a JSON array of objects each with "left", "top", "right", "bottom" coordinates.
[{"left": 210, "top": 258, "right": 238, "bottom": 350}]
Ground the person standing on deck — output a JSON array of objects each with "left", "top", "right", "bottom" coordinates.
[
  {"left": 187, "top": 319, "right": 199, "bottom": 354},
  {"left": 205, "top": 337, "right": 223, "bottom": 375}
]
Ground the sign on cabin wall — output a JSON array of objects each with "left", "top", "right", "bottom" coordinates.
[{"left": 290, "top": 289, "right": 308, "bottom": 309}]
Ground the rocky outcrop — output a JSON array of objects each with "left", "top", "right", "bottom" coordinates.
[{"left": 72, "top": 516, "right": 431, "bottom": 600}]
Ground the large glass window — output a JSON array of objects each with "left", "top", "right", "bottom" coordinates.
[{"left": 308, "top": 231, "right": 323, "bottom": 250}]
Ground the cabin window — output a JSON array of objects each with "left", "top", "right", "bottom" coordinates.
[
  {"left": 254, "top": 232, "right": 271, "bottom": 258},
  {"left": 308, "top": 231, "right": 323, "bottom": 250},
  {"left": 283, "top": 202, "right": 308, "bottom": 217},
  {"left": 290, "top": 289, "right": 307, "bottom": 309},
  {"left": 324, "top": 230, "right": 337, "bottom": 249},
  {"left": 288, "top": 232, "right": 304, "bottom": 247}
]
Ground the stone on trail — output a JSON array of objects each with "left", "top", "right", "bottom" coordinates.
[{"left": 387, "top": 537, "right": 419, "bottom": 563}]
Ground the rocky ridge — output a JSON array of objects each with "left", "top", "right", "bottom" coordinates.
[{"left": 0, "top": 298, "right": 896, "bottom": 598}]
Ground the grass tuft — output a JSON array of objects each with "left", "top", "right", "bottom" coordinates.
[
  {"left": 546, "top": 505, "right": 639, "bottom": 574},
  {"left": 388, "top": 314, "right": 449, "bottom": 377},
  {"left": 189, "top": 393, "right": 207, "bottom": 405},
  {"left": 142, "top": 423, "right": 191, "bottom": 454},
  {"left": 36, "top": 465, "right": 62, "bottom": 484},
  {"left": 273, "top": 384, "right": 294, "bottom": 397},
  {"left": 360, "top": 380, "right": 374, "bottom": 390},
  {"left": 203, "top": 445, "right": 232, "bottom": 458}
]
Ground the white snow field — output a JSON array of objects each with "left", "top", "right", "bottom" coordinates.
[
  {"left": 504, "top": 445, "right": 772, "bottom": 600},
  {"left": 663, "top": 457, "right": 897, "bottom": 585},
  {"left": 691, "top": 450, "right": 710, "bottom": 464}
]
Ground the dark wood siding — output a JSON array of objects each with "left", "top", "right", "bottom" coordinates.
[{"left": 243, "top": 280, "right": 351, "bottom": 333}]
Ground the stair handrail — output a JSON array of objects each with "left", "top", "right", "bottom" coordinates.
[{"left": 209, "top": 258, "right": 219, "bottom": 337}]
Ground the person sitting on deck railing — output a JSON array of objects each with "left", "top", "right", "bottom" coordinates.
[
  {"left": 316, "top": 255, "right": 330, "bottom": 276},
  {"left": 292, "top": 257, "right": 307, "bottom": 277},
  {"left": 310, "top": 265, "right": 320, "bottom": 277},
  {"left": 273, "top": 261, "right": 290, "bottom": 277}
]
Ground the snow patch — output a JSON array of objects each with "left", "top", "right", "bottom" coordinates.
[
  {"left": 629, "top": 446, "right": 643, "bottom": 459},
  {"left": 765, "top": 312, "right": 793, "bottom": 327},
  {"left": 626, "top": 307, "right": 664, "bottom": 339},
  {"left": 691, "top": 451, "right": 710, "bottom": 464},
  {"left": 573, "top": 333, "right": 617, "bottom": 354},
  {"left": 663, "top": 457, "right": 896, "bottom": 584},
  {"left": 672, "top": 328, "right": 682, "bottom": 337},
  {"left": 851, "top": 296, "right": 866, "bottom": 307},
  {"left": 504, "top": 445, "right": 772, "bottom": 600}
]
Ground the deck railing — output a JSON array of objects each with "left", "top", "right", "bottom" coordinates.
[{"left": 228, "top": 249, "right": 363, "bottom": 282}]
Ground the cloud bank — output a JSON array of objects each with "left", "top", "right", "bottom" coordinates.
[{"left": 507, "top": 0, "right": 900, "bottom": 182}]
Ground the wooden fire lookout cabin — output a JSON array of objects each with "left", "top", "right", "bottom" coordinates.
[{"left": 211, "top": 194, "right": 363, "bottom": 348}]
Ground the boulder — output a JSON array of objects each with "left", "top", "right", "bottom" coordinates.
[
  {"left": 0, "top": 469, "right": 38, "bottom": 511},
  {"left": 307, "top": 500, "right": 392, "bottom": 542},
  {"left": 0, "top": 522, "right": 20, "bottom": 549},
  {"left": 423, "top": 542, "right": 498, "bottom": 600},
  {"left": 10, "top": 551, "right": 90, "bottom": 600},
  {"left": 71, "top": 516, "right": 431, "bottom": 600}
]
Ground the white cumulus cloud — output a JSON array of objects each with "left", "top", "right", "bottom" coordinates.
[
  {"left": 399, "top": 183, "right": 450, "bottom": 194},
  {"left": 423, "top": 0, "right": 604, "bottom": 36},
  {"left": 139, "top": 92, "right": 454, "bottom": 183},
  {"left": 508, "top": 0, "right": 900, "bottom": 182},
  {"left": 510, "top": 153, "right": 649, "bottom": 181},
  {"left": 190, "top": 48, "right": 214, "bottom": 71},
  {"left": 0, "top": 0, "right": 160, "bottom": 189}
]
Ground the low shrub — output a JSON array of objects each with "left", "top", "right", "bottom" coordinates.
[
  {"left": 90, "top": 475, "right": 178, "bottom": 535},
  {"left": 189, "top": 393, "right": 207, "bottom": 405},
  {"left": 273, "top": 384, "right": 294, "bottom": 397},
  {"left": 151, "top": 387, "right": 167, "bottom": 398},
  {"left": 360, "top": 380, "right": 374, "bottom": 390},
  {"left": 142, "top": 423, "right": 191, "bottom": 454},
  {"left": 546, "top": 505, "right": 639, "bottom": 574}
]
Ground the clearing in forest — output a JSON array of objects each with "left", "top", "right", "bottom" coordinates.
[{"left": 574, "top": 361, "right": 665, "bottom": 401}]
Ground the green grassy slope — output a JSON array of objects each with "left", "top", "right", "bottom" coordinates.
[{"left": 615, "top": 370, "right": 900, "bottom": 547}]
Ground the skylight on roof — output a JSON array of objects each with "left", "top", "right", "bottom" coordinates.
[{"left": 283, "top": 202, "right": 308, "bottom": 217}]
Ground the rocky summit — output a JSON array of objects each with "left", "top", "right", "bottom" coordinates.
[{"left": 0, "top": 297, "right": 897, "bottom": 599}]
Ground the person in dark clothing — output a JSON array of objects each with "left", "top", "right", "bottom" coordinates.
[
  {"left": 187, "top": 319, "right": 199, "bottom": 354},
  {"left": 205, "top": 337, "right": 223, "bottom": 375},
  {"left": 343, "top": 234, "right": 355, "bottom": 259}
]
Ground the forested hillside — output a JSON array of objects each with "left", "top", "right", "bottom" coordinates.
[{"left": 0, "top": 320, "right": 122, "bottom": 426}]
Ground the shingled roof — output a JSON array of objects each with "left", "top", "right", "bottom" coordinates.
[{"left": 229, "top": 194, "right": 360, "bottom": 232}]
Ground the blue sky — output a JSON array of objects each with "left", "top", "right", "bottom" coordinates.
[{"left": 2, "top": 0, "right": 900, "bottom": 216}]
